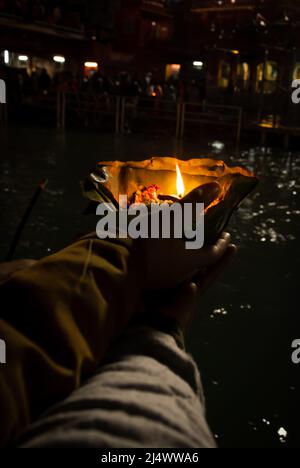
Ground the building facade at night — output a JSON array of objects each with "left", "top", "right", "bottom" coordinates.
[{"left": 1, "top": 0, "right": 300, "bottom": 134}]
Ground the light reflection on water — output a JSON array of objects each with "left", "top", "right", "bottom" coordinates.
[
  {"left": 193, "top": 146, "right": 298, "bottom": 448},
  {"left": 0, "top": 128, "right": 298, "bottom": 447},
  {"left": 228, "top": 149, "right": 299, "bottom": 245}
]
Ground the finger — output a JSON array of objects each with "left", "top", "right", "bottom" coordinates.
[
  {"left": 194, "top": 244, "right": 237, "bottom": 296},
  {"left": 177, "top": 282, "right": 198, "bottom": 330},
  {"left": 193, "top": 232, "right": 232, "bottom": 268},
  {"left": 181, "top": 182, "right": 220, "bottom": 209},
  {"left": 220, "top": 231, "right": 231, "bottom": 242},
  {"left": 174, "top": 282, "right": 198, "bottom": 316},
  {"left": 158, "top": 282, "right": 198, "bottom": 330}
]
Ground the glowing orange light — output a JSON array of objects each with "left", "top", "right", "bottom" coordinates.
[{"left": 176, "top": 164, "right": 185, "bottom": 198}]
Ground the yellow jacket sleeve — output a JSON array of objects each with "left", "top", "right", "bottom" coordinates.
[{"left": 0, "top": 234, "right": 143, "bottom": 447}]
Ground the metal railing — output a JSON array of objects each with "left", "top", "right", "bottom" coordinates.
[
  {"left": 120, "top": 96, "right": 180, "bottom": 135},
  {"left": 60, "top": 92, "right": 122, "bottom": 132},
  {"left": 178, "top": 101, "right": 243, "bottom": 143},
  {"left": 3, "top": 91, "right": 245, "bottom": 143}
]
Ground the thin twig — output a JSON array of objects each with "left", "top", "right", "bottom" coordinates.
[{"left": 5, "top": 179, "right": 48, "bottom": 262}]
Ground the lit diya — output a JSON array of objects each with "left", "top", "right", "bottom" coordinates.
[{"left": 82, "top": 157, "right": 258, "bottom": 243}]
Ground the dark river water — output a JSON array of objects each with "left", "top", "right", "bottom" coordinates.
[{"left": 0, "top": 125, "right": 298, "bottom": 448}]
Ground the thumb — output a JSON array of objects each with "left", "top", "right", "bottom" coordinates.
[
  {"left": 160, "top": 282, "right": 198, "bottom": 331},
  {"left": 181, "top": 182, "right": 220, "bottom": 209}
]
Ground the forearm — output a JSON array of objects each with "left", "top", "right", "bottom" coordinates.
[
  {"left": 0, "top": 235, "right": 143, "bottom": 446},
  {"left": 19, "top": 326, "right": 216, "bottom": 448}
]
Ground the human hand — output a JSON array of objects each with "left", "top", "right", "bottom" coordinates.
[
  {"left": 146, "top": 237, "right": 237, "bottom": 331},
  {"left": 138, "top": 183, "right": 232, "bottom": 291}
]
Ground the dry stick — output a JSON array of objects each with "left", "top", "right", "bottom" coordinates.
[{"left": 5, "top": 179, "right": 48, "bottom": 262}]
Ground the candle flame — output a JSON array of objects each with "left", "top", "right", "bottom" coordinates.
[{"left": 176, "top": 164, "right": 185, "bottom": 198}]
